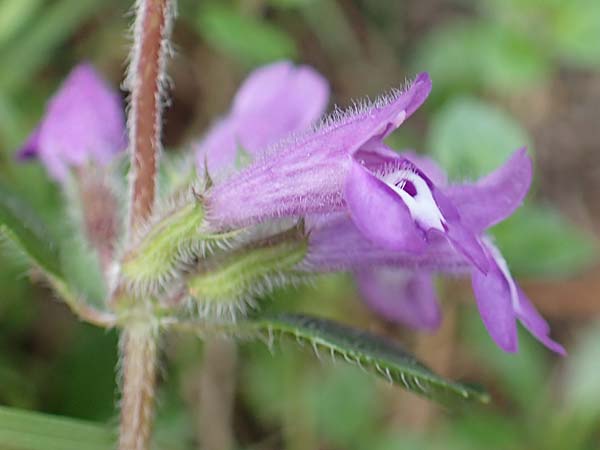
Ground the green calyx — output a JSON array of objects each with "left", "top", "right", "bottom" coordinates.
[
  {"left": 121, "top": 197, "right": 234, "bottom": 292},
  {"left": 187, "top": 224, "right": 309, "bottom": 317}
]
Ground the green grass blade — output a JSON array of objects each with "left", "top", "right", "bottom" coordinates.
[
  {"left": 0, "top": 406, "right": 115, "bottom": 450},
  {"left": 251, "top": 313, "right": 490, "bottom": 407}
]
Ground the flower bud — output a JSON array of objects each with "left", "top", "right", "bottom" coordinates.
[{"left": 186, "top": 223, "right": 309, "bottom": 320}]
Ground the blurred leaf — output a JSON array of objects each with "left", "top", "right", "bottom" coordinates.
[
  {"left": 241, "top": 341, "right": 301, "bottom": 424},
  {"left": 0, "top": 406, "right": 114, "bottom": 450},
  {"left": 0, "top": 0, "right": 113, "bottom": 91},
  {"left": 57, "top": 229, "right": 106, "bottom": 307},
  {"left": 481, "top": 0, "right": 600, "bottom": 68},
  {"left": 0, "top": 0, "right": 43, "bottom": 52},
  {"left": 0, "top": 182, "right": 62, "bottom": 278},
  {"left": 451, "top": 412, "right": 520, "bottom": 450},
  {"left": 45, "top": 325, "right": 118, "bottom": 421},
  {"left": 196, "top": 4, "right": 297, "bottom": 66},
  {"left": 492, "top": 204, "right": 596, "bottom": 277},
  {"left": 427, "top": 96, "right": 531, "bottom": 179},
  {"left": 306, "top": 365, "right": 378, "bottom": 448},
  {"left": 544, "top": 323, "right": 600, "bottom": 450},
  {"left": 0, "top": 182, "right": 105, "bottom": 311},
  {"left": 251, "top": 313, "right": 490, "bottom": 406},
  {"left": 462, "top": 310, "right": 548, "bottom": 410},
  {"left": 564, "top": 324, "right": 600, "bottom": 415},
  {"left": 413, "top": 22, "right": 550, "bottom": 96},
  {"left": 268, "top": 0, "right": 316, "bottom": 8},
  {"left": 551, "top": 0, "right": 600, "bottom": 67}
]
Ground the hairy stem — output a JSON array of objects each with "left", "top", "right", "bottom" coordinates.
[
  {"left": 118, "top": 324, "right": 159, "bottom": 450},
  {"left": 126, "top": 0, "right": 174, "bottom": 232},
  {"left": 119, "top": 0, "right": 174, "bottom": 446},
  {"left": 198, "top": 338, "right": 237, "bottom": 450}
]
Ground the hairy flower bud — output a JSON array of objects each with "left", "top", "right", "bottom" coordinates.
[{"left": 186, "top": 223, "right": 309, "bottom": 320}]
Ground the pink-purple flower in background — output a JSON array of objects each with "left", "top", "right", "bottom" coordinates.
[
  {"left": 195, "top": 61, "right": 329, "bottom": 175},
  {"left": 17, "top": 63, "right": 126, "bottom": 181}
]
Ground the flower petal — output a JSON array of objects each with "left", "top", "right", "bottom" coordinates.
[
  {"left": 445, "top": 148, "right": 532, "bottom": 232},
  {"left": 443, "top": 221, "right": 489, "bottom": 273},
  {"left": 356, "top": 268, "right": 442, "bottom": 330},
  {"left": 233, "top": 62, "right": 329, "bottom": 155},
  {"left": 344, "top": 160, "right": 426, "bottom": 253},
  {"left": 431, "top": 189, "right": 489, "bottom": 273},
  {"left": 515, "top": 287, "right": 566, "bottom": 355},
  {"left": 471, "top": 263, "right": 519, "bottom": 353},
  {"left": 196, "top": 61, "right": 329, "bottom": 175}
]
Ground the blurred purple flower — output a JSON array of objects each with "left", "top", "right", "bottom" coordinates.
[
  {"left": 195, "top": 61, "right": 329, "bottom": 175},
  {"left": 356, "top": 269, "right": 441, "bottom": 331},
  {"left": 16, "top": 63, "right": 126, "bottom": 181}
]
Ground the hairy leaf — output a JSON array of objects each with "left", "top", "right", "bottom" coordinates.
[{"left": 250, "top": 313, "right": 490, "bottom": 406}]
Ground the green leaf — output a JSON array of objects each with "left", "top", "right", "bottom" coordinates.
[
  {"left": 0, "top": 183, "right": 99, "bottom": 315},
  {"left": 492, "top": 204, "right": 597, "bottom": 277},
  {"left": 0, "top": 406, "right": 114, "bottom": 450},
  {"left": 250, "top": 313, "right": 490, "bottom": 406},
  {"left": 0, "top": 0, "right": 115, "bottom": 91},
  {"left": 0, "top": 182, "right": 62, "bottom": 278},
  {"left": 0, "top": 0, "right": 43, "bottom": 49},
  {"left": 427, "top": 96, "right": 531, "bottom": 179},
  {"left": 196, "top": 4, "right": 297, "bottom": 65},
  {"left": 551, "top": 0, "right": 600, "bottom": 67}
]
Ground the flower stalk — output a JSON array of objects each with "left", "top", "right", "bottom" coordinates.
[
  {"left": 120, "top": 0, "right": 175, "bottom": 449},
  {"left": 118, "top": 322, "right": 159, "bottom": 450},
  {"left": 127, "top": 0, "right": 174, "bottom": 232}
]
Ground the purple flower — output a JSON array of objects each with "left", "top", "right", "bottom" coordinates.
[
  {"left": 205, "top": 73, "right": 431, "bottom": 228},
  {"left": 202, "top": 65, "right": 562, "bottom": 355},
  {"left": 297, "top": 145, "right": 564, "bottom": 354},
  {"left": 16, "top": 63, "right": 126, "bottom": 181},
  {"left": 195, "top": 61, "right": 329, "bottom": 175}
]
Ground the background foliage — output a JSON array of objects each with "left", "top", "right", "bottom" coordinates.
[{"left": 0, "top": 0, "right": 599, "bottom": 449}]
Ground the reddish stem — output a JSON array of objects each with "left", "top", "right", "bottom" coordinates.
[
  {"left": 127, "top": 0, "right": 172, "bottom": 231},
  {"left": 118, "top": 326, "right": 158, "bottom": 450}
]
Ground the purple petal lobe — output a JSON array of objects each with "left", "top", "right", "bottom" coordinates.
[
  {"left": 443, "top": 221, "right": 489, "bottom": 274},
  {"left": 344, "top": 160, "right": 426, "bottom": 253},
  {"left": 471, "top": 263, "right": 519, "bottom": 353},
  {"left": 445, "top": 148, "right": 532, "bottom": 232},
  {"left": 356, "top": 268, "right": 442, "bottom": 330},
  {"left": 515, "top": 287, "right": 566, "bottom": 356},
  {"left": 196, "top": 61, "right": 329, "bottom": 174}
]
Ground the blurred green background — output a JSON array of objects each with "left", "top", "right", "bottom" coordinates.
[{"left": 1, "top": 0, "right": 600, "bottom": 449}]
